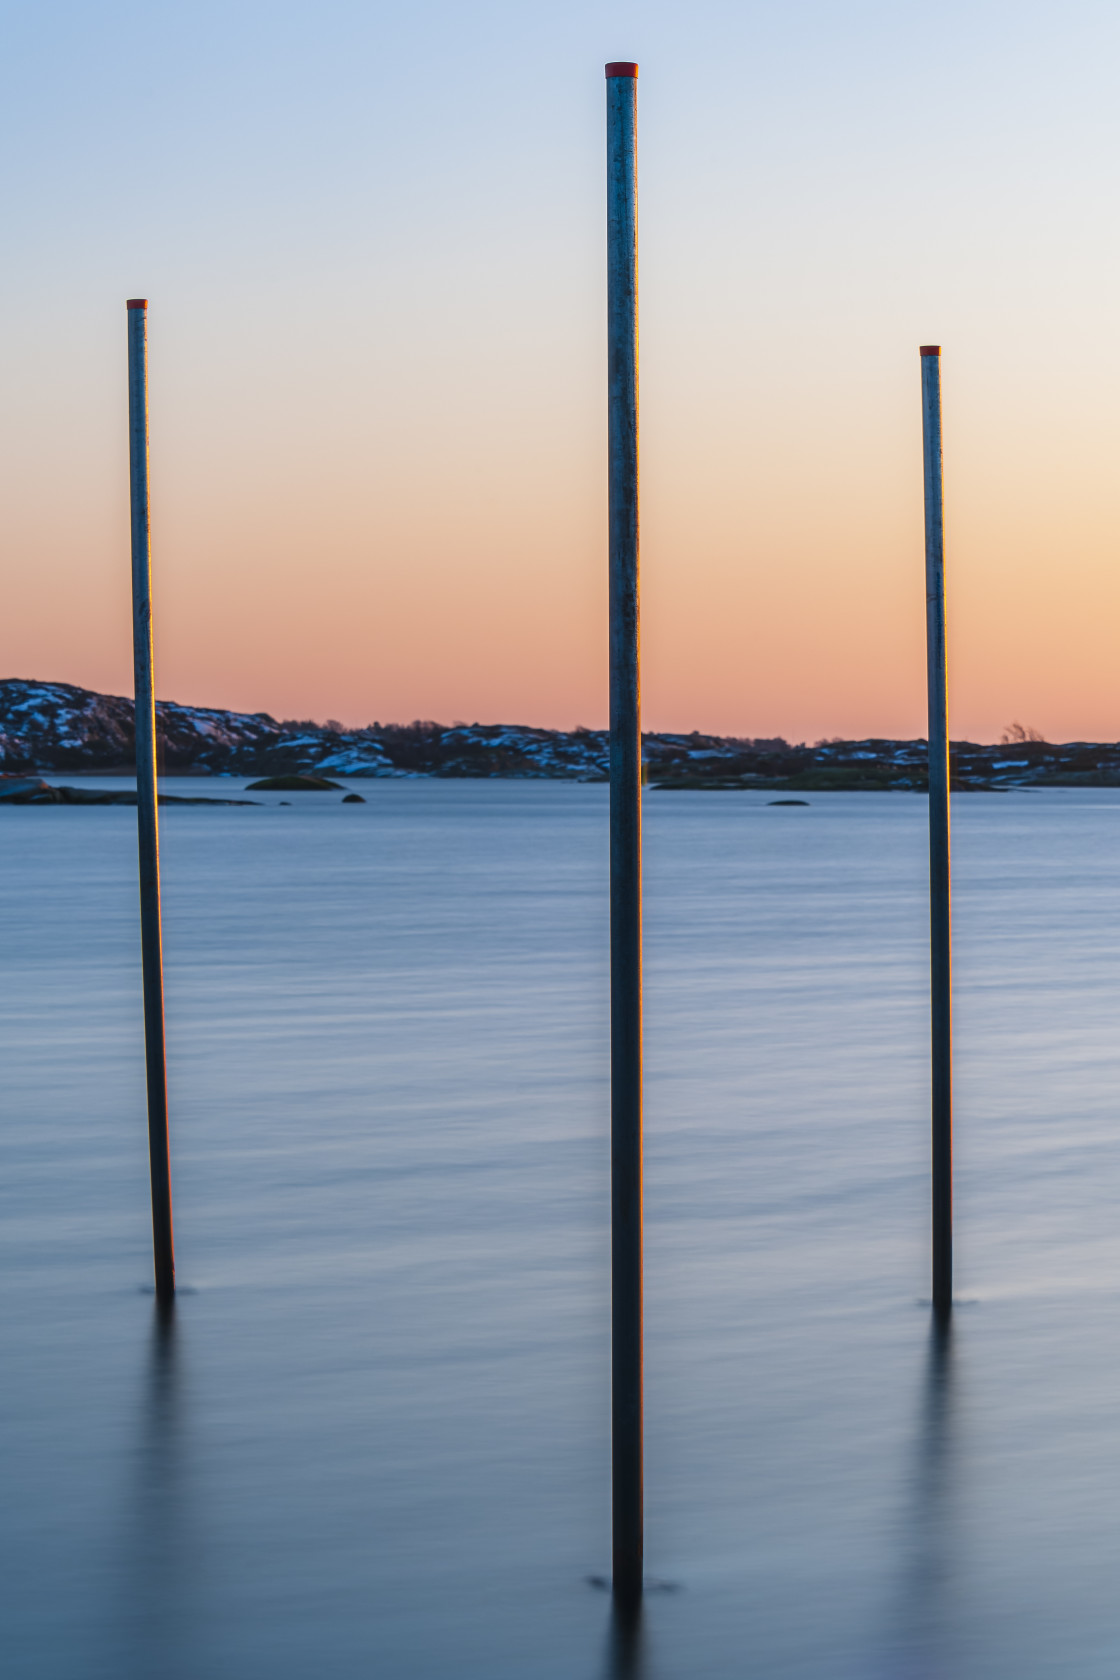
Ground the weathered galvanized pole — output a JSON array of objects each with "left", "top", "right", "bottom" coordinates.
[
  {"left": 128, "top": 298, "right": 175, "bottom": 1301},
  {"left": 920, "top": 345, "right": 951, "bottom": 1317},
  {"left": 606, "top": 60, "right": 642, "bottom": 1602}
]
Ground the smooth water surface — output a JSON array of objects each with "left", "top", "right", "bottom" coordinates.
[{"left": 4, "top": 782, "right": 1120, "bottom": 1677}]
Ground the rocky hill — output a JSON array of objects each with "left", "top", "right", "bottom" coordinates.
[
  {"left": 0, "top": 679, "right": 608, "bottom": 779},
  {"left": 3, "top": 679, "right": 1120, "bottom": 790}
]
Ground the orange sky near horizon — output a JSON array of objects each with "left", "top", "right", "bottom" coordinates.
[{"left": 4, "top": 1, "right": 1120, "bottom": 745}]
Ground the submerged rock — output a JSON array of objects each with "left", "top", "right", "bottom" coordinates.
[{"left": 341, "top": 793, "right": 366, "bottom": 804}]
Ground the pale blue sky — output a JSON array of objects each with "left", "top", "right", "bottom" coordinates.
[{"left": 3, "top": 0, "right": 1120, "bottom": 739}]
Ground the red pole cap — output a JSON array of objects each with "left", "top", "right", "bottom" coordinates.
[
  {"left": 920, "top": 345, "right": 940, "bottom": 356},
  {"left": 126, "top": 298, "right": 148, "bottom": 310},
  {"left": 605, "top": 61, "right": 638, "bottom": 77}
]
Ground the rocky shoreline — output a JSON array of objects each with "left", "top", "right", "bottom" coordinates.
[
  {"left": 3, "top": 679, "right": 1119, "bottom": 793},
  {"left": 0, "top": 775, "right": 259, "bottom": 806}
]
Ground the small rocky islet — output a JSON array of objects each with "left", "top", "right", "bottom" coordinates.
[
  {"left": 2, "top": 677, "right": 1118, "bottom": 796},
  {"left": 244, "top": 774, "right": 341, "bottom": 791}
]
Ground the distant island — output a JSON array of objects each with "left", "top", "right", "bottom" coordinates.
[{"left": 2, "top": 679, "right": 1118, "bottom": 792}]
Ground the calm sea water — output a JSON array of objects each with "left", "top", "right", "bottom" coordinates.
[{"left": 4, "top": 781, "right": 1120, "bottom": 1677}]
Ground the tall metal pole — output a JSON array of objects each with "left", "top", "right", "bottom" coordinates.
[
  {"left": 606, "top": 60, "right": 642, "bottom": 1602},
  {"left": 128, "top": 298, "right": 175, "bottom": 1301},
  {"left": 920, "top": 345, "right": 951, "bottom": 1317}
]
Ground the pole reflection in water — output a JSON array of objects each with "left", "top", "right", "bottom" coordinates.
[
  {"left": 602, "top": 1597, "right": 646, "bottom": 1680},
  {"left": 881, "top": 1313, "right": 959, "bottom": 1680},
  {"left": 120, "top": 1298, "right": 196, "bottom": 1678}
]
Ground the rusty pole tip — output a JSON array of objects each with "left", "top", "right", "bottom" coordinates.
[
  {"left": 605, "top": 61, "right": 638, "bottom": 77},
  {"left": 127, "top": 298, "right": 148, "bottom": 310},
  {"left": 920, "top": 345, "right": 941, "bottom": 356}
]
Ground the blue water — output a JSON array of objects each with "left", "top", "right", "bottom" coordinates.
[{"left": 4, "top": 782, "right": 1120, "bottom": 1677}]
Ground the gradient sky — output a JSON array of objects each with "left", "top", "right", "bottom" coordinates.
[{"left": 2, "top": 0, "right": 1120, "bottom": 741}]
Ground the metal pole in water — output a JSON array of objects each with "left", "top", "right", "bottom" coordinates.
[
  {"left": 127, "top": 298, "right": 175, "bottom": 1301},
  {"left": 606, "top": 60, "right": 642, "bottom": 1602},
  {"left": 920, "top": 345, "right": 951, "bottom": 1317}
]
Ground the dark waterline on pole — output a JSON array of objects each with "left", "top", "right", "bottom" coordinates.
[
  {"left": 921, "top": 345, "right": 951, "bottom": 1317},
  {"left": 128, "top": 298, "right": 175, "bottom": 1301},
  {"left": 602, "top": 1596, "right": 645, "bottom": 1679},
  {"left": 606, "top": 60, "right": 642, "bottom": 1602}
]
